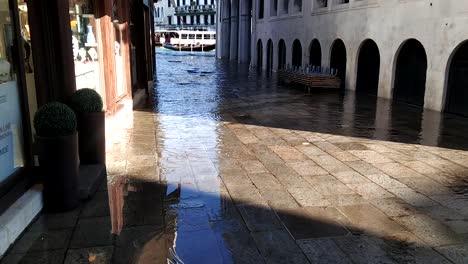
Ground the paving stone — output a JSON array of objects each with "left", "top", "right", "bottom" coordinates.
[
  {"left": 227, "top": 183, "right": 267, "bottom": 206},
  {"left": 286, "top": 160, "right": 320, "bottom": 176},
  {"left": 277, "top": 207, "right": 349, "bottom": 239},
  {"left": 297, "top": 239, "right": 352, "bottom": 264},
  {"left": 64, "top": 246, "right": 114, "bottom": 264},
  {"left": 337, "top": 204, "right": 407, "bottom": 236},
  {"left": 1, "top": 250, "right": 66, "bottom": 264},
  {"left": 436, "top": 243, "right": 468, "bottom": 264},
  {"left": 402, "top": 160, "right": 441, "bottom": 174},
  {"left": 267, "top": 164, "right": 309, "bottom": 188},
  {"left": 375, "top": 162, "right": 423, "bottom": 178},
  {"left": 269, "top": 146, "right": 308, "bottom": 162},
  {"left": 305, "top": 176, "right": 355, "bottom": 195},
  {"left": 240, "top": 160, "right": 269, "bottom": 173},
  {"left": 332, "top": 151, "right": 361, "bottom": 162},
  {"left": 28, "top": 209, "right": 80, "bottom": 232},
  {"left": 370, "top": 198, "right": 419, "bottom": 217},
  {"left": 70, "top": 217, "right": 113, "bottom": 249},
  {"left": 259, "top": 188, "right": 300, "bottom": 210},
  {"left": 251, "top": 230, "right": 310, "bottom": 264},
  {"left": 423, "top": 206, "right": 468, "bottom": 234},
  {"left": 332, "top": 235, "right": 397, "bottom": 264},
  {"left": 236, "top": 205, "right": 283, "bottom": 232},
  {"left": 388, "top": 187, "right": 438, "bottom": 207},
  {"left": 335, "top": 143, "right": 369, "bottom": 151},
  {"left": 80, "top": 192, "right": 110, "bottom": 218},
  {"left": 332, "top": 170, "right": 370, "bottom": 184},
  {"left": 348, "top": 150, "right": 394, "bottom": 164},
  {"left": 365, "top": 173, "right": 408, "bottom": 189},
  {"left": 9, "top": 229, "right": 72, "bottom": 254},
  {"left": 345, "top": 161, "right": 381, "bottom": 175},
  {"left": 248, "top": 172, "right": 283, "bottom": 191},
  {"left": 324, "top": 194, "right": 366, "bottom": 206},
  {"left": 346, "top": 182, "right": 394, "bottom": 199},
  {"left": 314, "top": 142, "right": 343, "bottom": 153},
  {"left": 398, "top": 176, "right": 452, "bottom": 196},
  {"left": 287, "top": 187, "right": 331, "bottom": 207},
  {"left": 295, "top": 145, "right": 328, "bottom": 157},
  {"left": 393, "top": 214, "right": 463, "bottom": 247}
]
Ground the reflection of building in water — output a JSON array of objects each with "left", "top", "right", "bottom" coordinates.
[{"left": 109, "top": 178, "right": 180, "bottom": 263}]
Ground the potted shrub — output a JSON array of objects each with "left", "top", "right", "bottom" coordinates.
[
  {"left": 69, "top": 88, "right": 105, "bottom": 165},
  {"left": 34, "top": 102, "right": 79, "bottom": 211}
]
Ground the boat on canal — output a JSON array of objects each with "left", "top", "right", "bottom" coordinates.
[{"left": 156, "top": 30, "right": 216, "bottom": 52}]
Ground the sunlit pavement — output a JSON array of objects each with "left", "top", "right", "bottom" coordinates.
[{"left": 3, "top": 50, "right": 468, "bottom": 263}]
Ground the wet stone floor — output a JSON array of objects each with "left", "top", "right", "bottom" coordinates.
[{"left": 5, "top": 50, "right": 468, "bottom": 263}]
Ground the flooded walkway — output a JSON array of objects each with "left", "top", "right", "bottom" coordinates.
[{"left": 4, "top": 49, "right": 468, "bottom": 263}]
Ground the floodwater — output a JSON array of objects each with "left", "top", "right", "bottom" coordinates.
[{"left": 105, "top": 49, "right": 468, "bottom": 263}]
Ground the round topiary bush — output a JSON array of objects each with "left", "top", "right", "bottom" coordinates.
[
  {"left": 34, "top": 102, "right": 77, "bottom": 137},
  {"left": 69, "top": 88, "right": 103, "bottom": 114}
]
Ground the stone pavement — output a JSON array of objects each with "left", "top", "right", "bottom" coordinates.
[{"left": 4, "top": 89, "right": 468, "bottom": 263}]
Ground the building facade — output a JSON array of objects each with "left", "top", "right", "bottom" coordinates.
[
  {"left": 154, "top": 0, "right": 216, "bottom": 30},
  {"left": 218, "top": 0, "right": 468, "bottom": 114},
  {"left": 0, "top": 0, "right": 155, "bottom": 256}
]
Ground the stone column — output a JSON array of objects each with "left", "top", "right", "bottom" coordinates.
[
  {"left": 238, "top": 0, "right": 251, "bottom": 64},
  {"left": 221, "top": 0, "right": 231, "bottom": 58},
  {"left": 230, "top": 0, "right": 239, "bottom": 60}
]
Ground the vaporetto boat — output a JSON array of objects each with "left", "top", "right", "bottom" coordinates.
[{"left": 156, "top": 30, "right": 216, "bottom": 52}]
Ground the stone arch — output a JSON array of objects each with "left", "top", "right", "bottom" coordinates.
[
  {"left": 445, "top": 40, "right": 468, "bottom": 116},
  {"left": 278, "top": 39, "right": 286, "bottom": 70},
  {"left": 257, "top": 39, "right": 263, "bottom": 69},
  {"left": 393, "top": 39, "right": 427, "bottom": 107},
  {"left": 330, "top": 39, "right": 347, "bottom": 89},
  {"left": 292, "top": 39, "right": 302, "bottom": 67},
  {"left": 309, "top": 39, "right": 321, "bottom": 67},
  {"left": 267, "top": 39, "right": 274, "bottom": 71},
  {"left": 356, "top": 39, "right": 380, "bottom": 96}
]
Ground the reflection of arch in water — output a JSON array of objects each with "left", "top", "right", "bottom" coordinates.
[
  {"left": 292, "top": 39, "right": 302, "bottom": 67},
  {"left": 278, "top": 39, "right": 286, "bottom": 70},
  {"left": 393, "top": 39, "right": 427, "bottom": 107},
  {"left": 330, "top": 39, "right": 347, "bottom": 89},
  {"left": 445, "top": 41, "right": 468, "bottom": 116},
  {"left": 356, "top": 39, "right": 380, "bottom": 96}
]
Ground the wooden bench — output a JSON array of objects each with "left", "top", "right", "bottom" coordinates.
[{"left": 278, "top": 70, "right": 341, "bottom": 92}]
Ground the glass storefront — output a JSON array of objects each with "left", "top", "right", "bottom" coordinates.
[
  {"left": 69, "top": 1, "right": 106, "bottom": 105},
  {"left": 0, "top": 0, "right": 25, "bottom": 184}
]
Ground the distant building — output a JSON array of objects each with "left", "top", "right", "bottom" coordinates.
[{"left": 154, "top": 0, "right": 216, "bottom": 31}]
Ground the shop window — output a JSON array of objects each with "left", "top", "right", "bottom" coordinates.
[
  {"left": 69, "top": 1, "right": 105, "bottom": 105},
  {"left": 0, "top": 0, "right": 26, "bottom": 184}
]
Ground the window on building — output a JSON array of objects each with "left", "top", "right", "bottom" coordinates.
[
  {"left": 191, "top": 15, "right": 194, "bottom": 24},
  {"left": 283, "top": 0, "right": 289, "bottom": 14},
  {"left": 294, "top": 0, "right": 302, "bottom": 12},
  {"left": 182, "top": 34, "right": 188, "bottom": 39},
  {"left": 316, "top": 0, "right": 327, "bottom": 7},
  {"left": 204, "top": 15, "right": 209, "bottom": 24},
  {"left": 168, "top": 0, "right": 171, "bottom": 7},
  {"left": 196, "top": 15, "right": 200, "bottom": 24},
  {"left": 189, "top": 34, "right": 195, "bottom": 39},
  {"left": 258, "top": 0, "right": 264, "bottom": 19},
  {"left": 204, "top": 34, "right": 210, "bottom": 39},
  {"left": 210, "top": 14, "right": 214, "bottom": 25},
  {"left": 183, "top": 0, "right": 186, "bottom": 5},
  {"left": 211, "top": 0, "right": 214, "bottom": 5},
  {"left": 177, "top": 0, "right": 180, "bottom": 6},
  {"left": 168, "top": 16, "right": 172, "bottom": 25},
  {"left": 196, "top": 34, "right": 202, "bottom": 39},
  {"left": 183, "top": 16, "right": 187, "bottom": 24},
  {"left": 271, "top": 0, "right": 278, "bottom": 16}
]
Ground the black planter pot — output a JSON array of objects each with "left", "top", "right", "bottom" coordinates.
[
  {"left": 77, "top": 112, "right": 106, "bottom": 165},
  {"left": 36, "top": 133, "right": 80, "bottom": 212}
]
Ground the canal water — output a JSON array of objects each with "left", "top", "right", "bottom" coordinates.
[{"left": 154, "top": 48, "right": 468, "bottom": 151}]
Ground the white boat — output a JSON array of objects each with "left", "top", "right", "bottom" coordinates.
[{"left": 155, "top": 30, "right": 216, "bottom": 52}]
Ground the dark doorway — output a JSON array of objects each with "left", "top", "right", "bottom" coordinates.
[
  {"left": 278, "top": 39, "right": 286, "bottom": 70},
  {"left": 446, "top": 41, "right": 468, "bottom": 116},
  {"left": 330, "top": 39, "right": 347, "bottom": 89},
  {"left": 292, "top": 39, "right": 302, "bottom": 67},
  {"left": 257, "top": 39, "right": 263, "bottom": 70},
  {"left": 393, "top": 39, "right": 427, "bottom": 107},
  {"left": 267, "top": 39, "right": 273, "bottom": 71},
  {"left": 309, "top": 39, "right": 321, "bottom": 67},
  {"left": 356, "top": 40, "right": 380, "bottom": 96}
]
